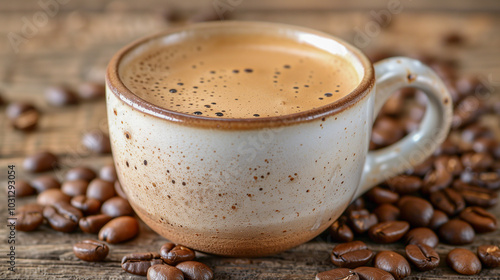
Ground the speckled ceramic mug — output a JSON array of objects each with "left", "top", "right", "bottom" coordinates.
[{"left": 106, "top": 21, "right": 453, "bottom": 257}]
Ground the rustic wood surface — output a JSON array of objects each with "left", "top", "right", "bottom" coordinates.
[{"left": 1, "top": 0, "right": 500, "bottom": 279}]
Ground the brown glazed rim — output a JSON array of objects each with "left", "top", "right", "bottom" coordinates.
[{"left": 106, "top": 21, "right": 375, "bottom": 130}]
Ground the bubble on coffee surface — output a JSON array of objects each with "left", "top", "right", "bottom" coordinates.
[{"left": 121, "top": 33, "right": 359, "bottom": 118}]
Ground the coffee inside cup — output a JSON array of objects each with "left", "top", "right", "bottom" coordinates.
[{"left": 120, "top": 32, "right": 359, "bottom": 118}]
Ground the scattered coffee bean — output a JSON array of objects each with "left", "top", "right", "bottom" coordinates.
[
  {"left": 373, "top": 204, "right": 400, "bottom": 222},
  {"left": 65, "top": 166, "right": 97, "bottom": 182},
  {"left": 61, "top": 180, "right": 89, "bottom": 197},
  {"left": 447, "top": 248, "right": 482, "bottom": 275},
  {"left": 452, "top": 180, "right": 498, "bottom": 208},
  {"left": 461, "top": 152, "right": 493, "bottom": 171},
  {"left": 147, "top": 263, "right": 184, "bottom": 280},
  {"left": 79, "top": 214, "right": 113, "bottom": 233},
  {"left": 6, "top": 102, "right": 40, "bottom": 131},
  {"left": 385, "top": 175, "right": 422, "bottom": 194},
  {"left": 13, "top": 205, "right": 44, "bottom": 231},
  {"left": 86, "top": 178, "right": 116, "bottom": 202},
  {"left": 469, "top": 172, "right": 500, "bottom": 190},
  {"left": 31, "top": 175, "right": 61, "bottom": 193},
  {"left": 101, "top": 197, "right": 133, "bottom": 217},
  {"left": 37, "top": 188, "right": 71, "bottom": 206},
  {"left": 428, "top": 209, "right": 449, "bottom": 231},
  {"left": 373, "top": 251, "right": 411, "bottom": 280},
  {"left": 461, "top": 124, "right": 492, "bottom": 143},
  {"left": 82, "top": 130, "right": 111, "bottom": 154},
  {"left": 330, "top": 241, "right": 374, "bottom": 269},
  {"left": 348, "top": 209, "right": 378, "bottom": 234},
  {"left": 114, "top": 180, "right": 128, "bottom": 199},
  {"left": 408, "top": 157, "right": 434, "bottom": 177},
  {"left": 371, "top": 117, "right": 405, "bottom": 147},
  {"left": 99, "top": 216, "right": 139, "bottom": 243},
  {"left": 329, "top": 217, "right": 354, "bottom": 242},
  {"left": 71, "top": 195, "right": 101, "bottom": 216},
  {"left": 12, "top": 180, "right": 36, "bottom": 197},
  {"left": 345, "top": 198, "right": 365, "bottom": 214},
  {"left": 404, "top": 227, "right": 439, "bottom": 248},
  {"left": 366, "top": 186, "right": 399, "bottom": 205},
  {"left": 23, "top": 151, "right": 58, "bottom": 173},
  {"left": 45, "top": 86, "right": 79, "bottom": 106},
  {"left": 353, "top": 266, "right": 395, "bottom": 280},
  {"left": 315, "top": 268, "right": 359, "bottom": 280},
  {"left": 398, "top": 196, "right": 434, "bottom": 227},
  {"left": 429, "top": 188, "right": 465, "bottom": 216},
  {"left": 368, "top": 221, "right": 409, "bottom": 244},
  {"left": 78, "top": 82, "right": 105, "bottom": 100},
  {"left": 459, "top": 206, "right": 497, "bottom": 233},
  {"left": 472, "top": 137, "right": 498, "bottom": 153},
  {"left": 99, "top": 164, "right": 118, "bottom": 182},
  {"left": 439, "top": 219, "right": 475, "bottom": 245},
  {"left": 176, "top": 261, "right": 214, "bottom": 280},
  {"left": 73, "top": 239, "right": 109, "bottom": 262},
  {"left": 122, "top": 252, "right": 164, "bottom": 276},
  {"left": 43, "top": 202, "right": 83, "bottom": 233},
  {"left": 434, "top": 155, "right": 464, "bottom": 176},
  {"left": 477, "top": 245, "right": 500, "bottom": 268},
  {"left": 160, "top": 243, "right": 196, "bottom": 265},
  {"left": 435, "top": 136, "right": 459, "bottom": 155},
  {"left": 405, "top": 244, "right": 440, "bottom": 271},
  {"left": 422, "top": 168, "right": 452, "bottom": 194}
]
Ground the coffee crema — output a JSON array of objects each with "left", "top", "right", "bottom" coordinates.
[{"left": 121, "top": 33, "right": 359, "bottom": 118}]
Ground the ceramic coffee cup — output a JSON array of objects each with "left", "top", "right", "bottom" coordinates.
[{"left": 106, "top": 21, "right": 452, "bottom": 257}]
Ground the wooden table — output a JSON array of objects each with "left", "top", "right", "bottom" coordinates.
[{"left": 1, "top": 0, "right": 499, "bottom": 279}]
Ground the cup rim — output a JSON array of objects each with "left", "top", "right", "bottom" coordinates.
[{"left": 106, "top": 21, "right": 375, "bottom": 129}]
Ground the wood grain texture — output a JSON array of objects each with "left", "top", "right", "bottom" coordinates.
[{"left": 1, "top": 0, "right": 500, "bottom": 279}]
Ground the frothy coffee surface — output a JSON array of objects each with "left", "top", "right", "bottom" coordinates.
[{"left": 121, "top": 33, "right": 359, "bottom": 118}]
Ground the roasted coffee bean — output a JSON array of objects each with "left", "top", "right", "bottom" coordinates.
[
  {"left": 422, "top": 168, "right": 452, "bottom": 194},
  {"left": 428, "top": 210, "right": 449, "bottom": 231},
  {"left": 366, "top": 186, "right": 399, "bottom": 205},
  {"left": 78, "top": 82, "right": 105, "bottom": 100},
  {"left": 13, "top": 205, "right": 44, "bottom": 231},
  {"left": 315, "top": 268, "right": 359, "bottom": 280},
  {"left": 31, "top": 175, "right": 61, "bottom": 193},
  {"left": 71, "top": 195, "right": 101, "bottom": 215},
  {"left": 439, "top": 219, "right": 475, "bottom": 245},
  {"left": 87, "top": 178, "right": 116, "bottom": 202},
  {"left": 6, "top": 102, "right": 40, "bottom": 131},
  {"left": 452, "top": 180, "right": 498, "bottom": 208},
  {"left": 434, "top": 136, "right": 459, "bottom": 155},
  {"left": 385, "top": 175, "right": 422, "bottom": 194},
  {"left": 73, "top": 239, "right": 109, "bottom": 262},
  {"left": 380, "top": 91, "right": 404, "bottom": 116},
  {"left": 101, "top": 197, "right": 133, "bottom": 217},
  {"left": 405, "top": 244, "right": 440, "bottom": 271},
  {"left": 373, "top": 204, "right": 400, "bottom": 223},
  {"left": 373, "top": 251, "right": 411, "bottom": 280},
  {"left": 353, "top": 266, "right": 395, "bottom": 280},
  {"left": 82, "top": 130, "right": 111, "bottom": 154},
  {"left": 160, "top": 243, "right": 196, "bottom": 265},
  {"left": 62, "top": 180, "right": 89, "bottom": 197},
  {"left": 368, "top": 221, "right": 409, "bottom": 244},
  {"left": 45, "top": 86, "right": 79, "bottom": 106},
  {"left": 329, "top": 217, "right": 354, "bottom": 242},
  {"left": 472, "top": 137, "right": 498, "bottom": 153},
  {"left": 348, "top": 209, "right": 378, "bottom": 234},
  {"left": 447, "top": 248, "right": 481, "bottom": 275},
  {"left": 404, "top": 227, "right": 439, "bottom": 248},
  {"left": 461, "top": 124, "right": 492, "bottom": 143},
  {"left": 122, "top": 252, "right": 164, "bottom": 276},
  {"left": 408, "top": 157, "right": 434, "bottom": 177},
  {"left": 23, "top": 151, "right": 58, "bottom": 173},
  {"left": 79, "top": 214, "right": 112, "bottom": 233},
  {"left": 455, "top": 75, "right": 484, "bottom": 96},
  {"left": 114, "top": 180, "right": 128, "bottom": 199},
  {"left": 434, "top": 155, "right": 464, "bottom": 176},
  {"left": 398, "top": 196, "right": 434, "bottom": 227},
  {"left": 345, "top": 197, "right": 365, "bottom": 214},
  {"left": 176, "top": 261, "right": 214, "bottom": 280},
  {"left": 330, "top": 241, "right": 374, "bottom": 269},
  {"left": 43, "top": 202, "right": 83, "bottom": 232},
  {"left": 12, "top": 180, "right": 36, "bottom": 197},
  {"left": 468, "top": 172, "right": 500, "bottom": 190},
  {"left": 459, "top": 207, "right": 497, "bottom": 233},
  {"left": 461, "top": 152, "right": 494, "bottom": 171},
  {"left": 452, "top": 97, "right": 481, "bottom": 129},
  {"left": 99, "top": 164, "right": 118, "bottom": 182},
  {"left": 429, "top": 188, "right": 465, "bottom": 216},
  {"left": 147, "top": 263, "right": 184, "bottom": 280},
  {"left": 371, "top": 117, "right": 405, "bottom": 147},
  {"left": 65, "top": 166, "right": 97, "bottom": 182},
  {"left": 477, "top": 245, "right": 500, "bottom": 268},
  {"left": 37, "top": 188, "right": 71, "bottom": 206},
  {"left": 99, "top": 216, "right": 139, "bottom": 243}
]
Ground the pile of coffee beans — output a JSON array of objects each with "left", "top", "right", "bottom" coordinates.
[{"left": 316, "top": 52, "right": 500, "bottom": 279}]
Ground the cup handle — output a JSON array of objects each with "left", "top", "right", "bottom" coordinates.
[{"left": 354, "top": 57, "right": 453, "bottom": 200}]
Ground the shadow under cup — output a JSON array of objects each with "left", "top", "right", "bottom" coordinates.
[{"left": 106, "top": 21, "right": 374, "bottom": 257}]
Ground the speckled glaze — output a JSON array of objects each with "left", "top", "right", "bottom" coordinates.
[{"left": 106, "top": 21, "right": 452, "bottom": 257}]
